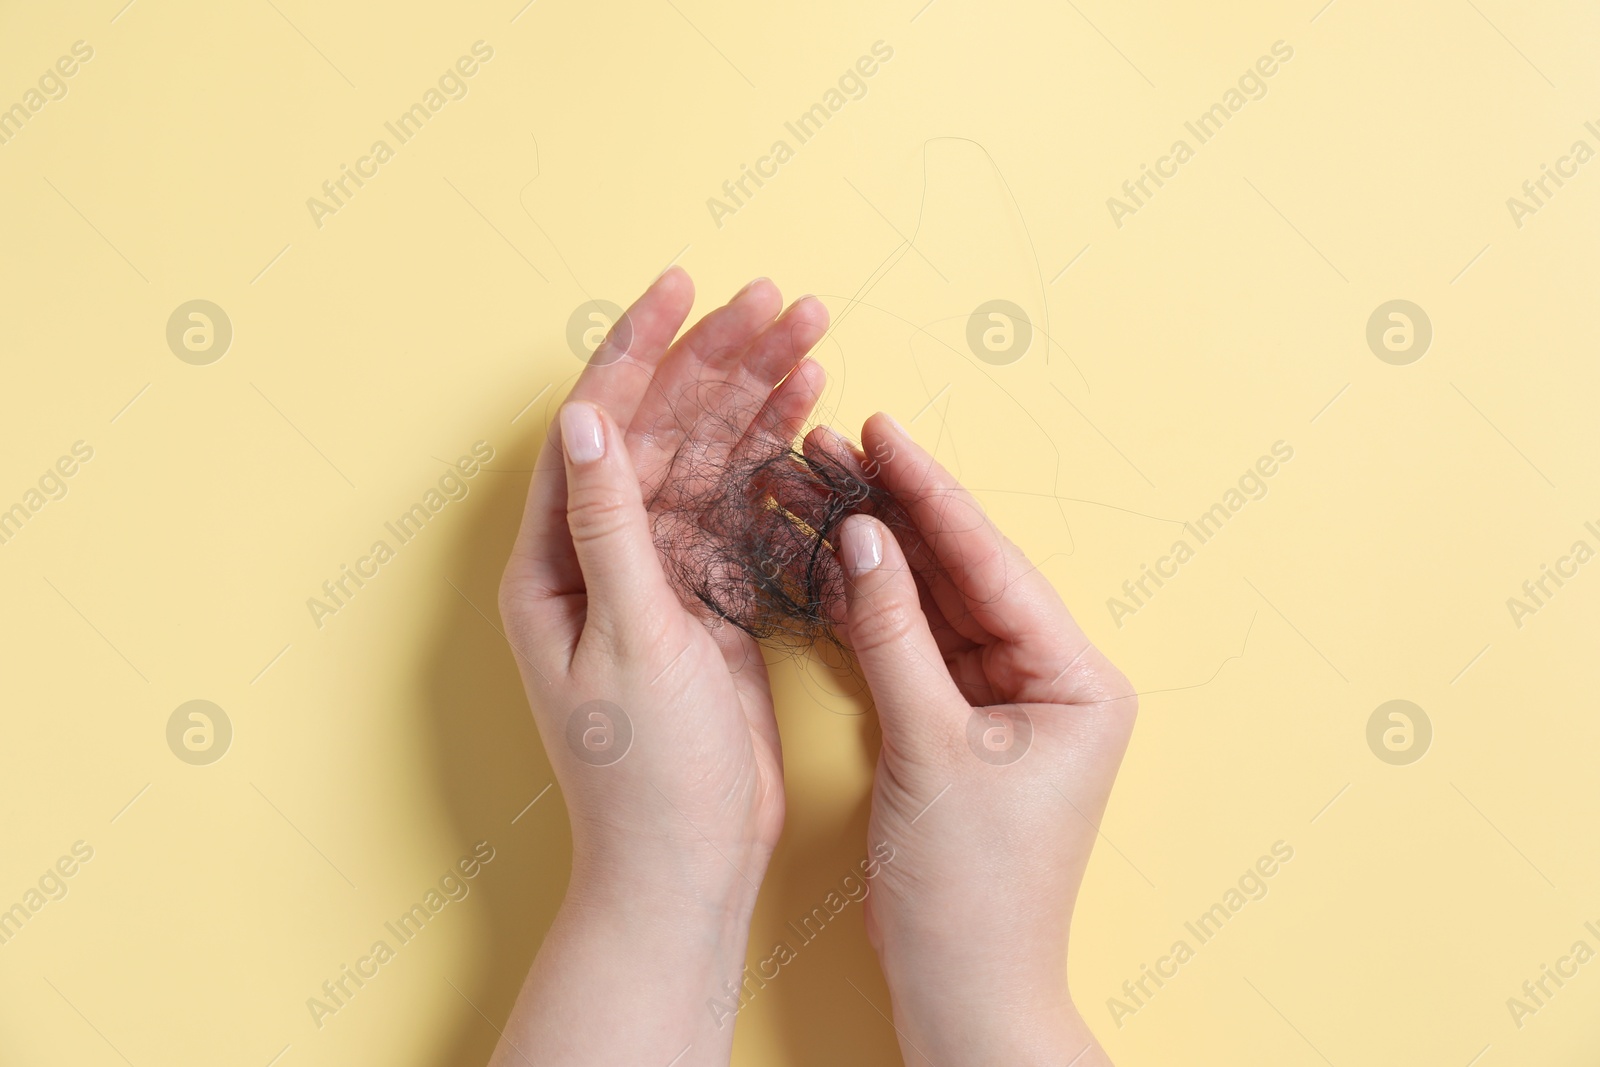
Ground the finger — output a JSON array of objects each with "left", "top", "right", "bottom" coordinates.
[
  {"left": 503, "top": 268, "right": 694, "bottom": 602},
  {"left": 710, "top": 296, "right": 829, "bottom": 460},
  {"left": 627, "top": 277, "right": 783, "bottom": 469},
  {"left": 500, "top": 427, "right": 589, "bottom": 619},
  {"left": 767, "top": 424, "right": 868, "bottom": 535},
  {"left": 863, "top": 413, "right": 1121, "bottom": 704},
  {"left": 862, "top": 413, "right": 1079, "bottom": 640},
  {"left": 748, "top": 358, "right": 826, "bottom": 446},
  {"left": 754, "top": 427, "right": 984, "bottom": 698},
  {"left": 558, "top": 401, "right": 677, "bottom": 649},
  {"left": 796, "top": 427, "right": 976, "bottom": 657},
  {"left": 836, "top": 514, "right": 966, "bottom": 744},
  {"left": 569, "top": 266, "right": 696, "bottom": 425}
]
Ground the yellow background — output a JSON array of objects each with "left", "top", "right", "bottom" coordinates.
[{"left": 2, "top": 0, "right": 1597, "bottom": 1064}]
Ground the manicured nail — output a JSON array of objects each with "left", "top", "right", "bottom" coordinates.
[
  {"left": 841, "top": 515, "right": 883, "bottom": 577},
  {"left": 734, "top": 276, "right": 768, "bottom": 299},
  {"left": 560, "top": 402, "right": 605, "bottom": 464}
]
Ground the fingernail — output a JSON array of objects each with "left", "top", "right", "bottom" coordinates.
[
  {"left": 560, "top": 402, "right": 605, "bottom": 464},
  {"left": 734, "top": 276, "right": 768, "bottom": 299},
  {"left": 881, "top": 412, "right": 908, "bottom": 436},
  {"left": 841, "top": 516, "right": 883, "bottom": 577}
]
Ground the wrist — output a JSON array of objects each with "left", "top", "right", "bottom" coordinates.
[
  {"left": 565, "top": 857, "right": 764, "bottom": 955},
  {"left": 515, "top": 868, "right": 764, "bottom": 1067},
  {"left": 568, "top": 831, "right": 770, "bottom": 928},
  {"left": 887, "top": 995, "right": 1105, "bottom": 1067},
  {"left": 871, "top": 917, "right": 1098, "bottom": 1066}
]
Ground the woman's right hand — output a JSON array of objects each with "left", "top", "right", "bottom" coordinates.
[{"left": 811, "top": 413, "right": 1138, "bottom": 1066}]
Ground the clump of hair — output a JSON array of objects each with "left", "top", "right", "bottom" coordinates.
[{"left": 647, "top": 425, "right": 909, "bottom": 651}]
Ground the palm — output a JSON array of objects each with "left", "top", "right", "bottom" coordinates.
[{"left": 502, "top": 270, "right": 829, "bottom": 853}]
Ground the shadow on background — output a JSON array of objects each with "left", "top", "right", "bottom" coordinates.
[
  {"left": 412, "top": 419, "right": 569, "bottom": 1067},
  {"left": 761, "top": 659, "right": 904, "bottom": 1066}
]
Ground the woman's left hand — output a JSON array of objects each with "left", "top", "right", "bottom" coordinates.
[{"left": 491, "top": 268, "right": 829, "bottom": 1067}]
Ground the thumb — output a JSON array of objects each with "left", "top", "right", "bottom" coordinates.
[
  {"left": 837, "top": 514, "right": 965, "bottom": 743},
  {"left": 558, "top": 400, "right": 674, "bottom": 644}
]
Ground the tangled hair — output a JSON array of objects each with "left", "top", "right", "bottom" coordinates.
[{"left": 648, "top": 423, "right": 911, "bottom": 651}]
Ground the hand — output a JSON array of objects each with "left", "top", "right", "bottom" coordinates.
[
  {"left": 492, "top": 269, "right": 830, "bottom": 1067},
  {"left": 812, "top": 414, "right": 1137, "bottom": 1066}
]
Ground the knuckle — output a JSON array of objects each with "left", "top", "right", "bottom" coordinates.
[
  {"left": 1061, "top": 646, "right": 1138, "bottom": 715},
  {"left": 498, "top": 570, "right": 537, "bottom": 634},
  {"left": 849, "top": 595, "right": 921, "bottom": 654},
  {"left": 496, "top": 575, "right": 522, "bottom": 628},
  {"left": 497, "top": 583, "right": 555, "bottom": 674},
  {"left": 1103, "top": 663, "right": 1139, "bottom": 719},
  {"left": 498, "top": 559, "right": 554, "bottom": 628},
  {"left": 565, "top": 485, "right": 634, "bottom": 544}
]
